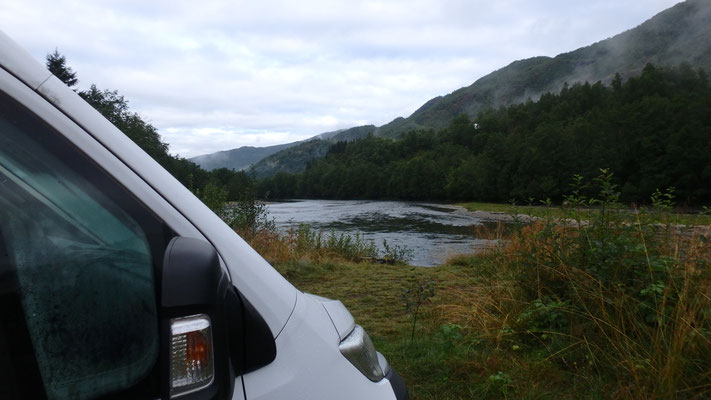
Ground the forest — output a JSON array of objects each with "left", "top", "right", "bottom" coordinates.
[{"left": 257, "top": 64, "right": 711, "bottom": 205}]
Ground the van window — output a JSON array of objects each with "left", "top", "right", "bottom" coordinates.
[{"left": 0, "top": 92, "right": 173, "bottom": 399}]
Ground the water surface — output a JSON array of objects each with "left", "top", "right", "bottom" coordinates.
[{"left": 265, "top": 200, "right": 500, "bottom": 266}]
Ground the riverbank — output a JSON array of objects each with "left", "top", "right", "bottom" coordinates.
[
  {"left": 274, "top": 259, "right": 506, "bottom": 399},
  {"left": 229, "top": 181, "right": 711, "bottom": 399},
  {"left": 456, "top": 201, "right": 711, "bottom": 226}
]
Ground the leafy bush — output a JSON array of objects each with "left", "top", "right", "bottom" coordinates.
[{"left": 225, "top": 189, "right": 276, "bottom": 240}]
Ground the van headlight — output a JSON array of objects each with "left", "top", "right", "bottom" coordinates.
[{"left": 338, "top": 324, "right": 385, "bottom": 382}]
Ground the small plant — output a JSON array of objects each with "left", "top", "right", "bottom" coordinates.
[
  {"left": 486, "top": 371, "right": 512, "bottom": 396},
  {"left": 516, "top": 298, "right": 570, "bottom": 332},
  {"left": 651, "top": 187, "right": 676, "bottom": 212},
  {"left": 403, "top": 280, "right": 436, "bottom": 342},
  {"left": 324, "top": 230, "right": 379, "bottom": 260},
  {"left": 381, "top": 239, "right": 413, "bottom": 264},
  {"left": 437, "top": 323, "right": 463, "bottom": 352}
]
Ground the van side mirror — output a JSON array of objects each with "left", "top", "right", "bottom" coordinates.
[
  {"left": 161, "top": 236, "right": 231, "bottom": 399},
  {"left": 160, "top": 237, "right": 276, "bottom": 399}
]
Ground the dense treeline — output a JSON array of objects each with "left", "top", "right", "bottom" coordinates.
[
  {"left": 47, "top": 50, "right": 254, "bottom": 203},
  {"left": 258, "top": 64, "right": 711, "bottom": 205}
]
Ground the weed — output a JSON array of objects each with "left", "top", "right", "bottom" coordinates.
[
  {"left": 403, "top": 280, "right": 437, "bottom": 342},
  {"left": 437, "top": 323, "right": 463, "bottom": 352},
  {"left": 382, "top": 239, "right": 414, "bottom": 264},
  {"left": 486, "top": 371, "right": 513, "bottom": 397}
]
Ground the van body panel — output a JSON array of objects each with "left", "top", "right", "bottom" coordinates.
[{"left": 241, "top": 291, "right": 397, "bottom": 400}]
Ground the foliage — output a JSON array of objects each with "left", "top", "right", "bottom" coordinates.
[
  {"left": 46, "top": 49, "right": 78, "bottom": 88},
  {"left": 80, "top": 85, "right": 171, "bottom": 161},
  {"left": 381, "top": 240, "right": 414, "bottom": 264},
  {"left": 195, "top": 182, "right": 228, "bottom": 217},
  {"left": 247, "top": 222, "right": 416, "bottom": 266},
  {"left": 226, "top": 189, "right": 275, "bottom": 240},
  {"left": 264, "top": 191, "right": 711, "bottom": 399}
]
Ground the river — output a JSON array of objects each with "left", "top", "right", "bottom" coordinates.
[{"left": 265, "top": 200, "right": 502, "bottom": 267}]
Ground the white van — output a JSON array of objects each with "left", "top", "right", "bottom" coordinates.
[{"left": 0, "top": 31, "right": 408, "bottom": 400}]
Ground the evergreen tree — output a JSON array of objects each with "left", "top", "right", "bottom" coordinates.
[{"left": 46, "top": 49, "right": 78, "bottom": 88}]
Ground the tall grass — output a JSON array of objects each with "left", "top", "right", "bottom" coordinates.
[{"left": 442, "top": 170, "right": 711, "bottom": 398}]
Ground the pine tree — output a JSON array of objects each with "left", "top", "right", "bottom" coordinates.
[{"left": 46, "top": 49, "right": 78, "bottom": 88}]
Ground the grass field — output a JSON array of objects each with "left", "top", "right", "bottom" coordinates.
[{"left": 274, "top": 259, "right": 589, "bottom": 399}]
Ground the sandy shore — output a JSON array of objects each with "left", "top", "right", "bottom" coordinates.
[{"left": 435, "top": 203, "right": 538, "bottom": 223}]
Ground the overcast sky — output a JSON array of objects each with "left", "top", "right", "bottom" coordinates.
[{"left": 1, "top": 0, "right": 681, "bottom": 157}]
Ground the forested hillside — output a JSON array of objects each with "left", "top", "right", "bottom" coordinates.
[
  {"left": 257, "top": 64, "right": 711, "bottom": 205},
  {"left": 248, "top": 125, "right": 377, "bottom": 178}
]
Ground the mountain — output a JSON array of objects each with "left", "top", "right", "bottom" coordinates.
[
  {"left": 374, "top": 0, "right": 711, "bottom": 137},
  {"left": 250, "top": 125, "right": 376, "bottom": 178},
  {"left": 189, "top": 127, "right": 364, "bottom": 171},
  {"left": 205, "top": 0, "right": 711, "bottom": 177},
  {"left": 189, "top": 142, "right": 296, "bottom": 171}
]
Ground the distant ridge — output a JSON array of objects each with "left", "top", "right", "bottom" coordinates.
[
  {"left": 250, "top": 125, "right": 376, "bottom": 178},
  {"left": 189, "top": 127, "right": 354, "bottom": 171},
  {"left": 189, "top": 142, "right": 296, "bottom": 171}
]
